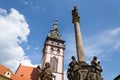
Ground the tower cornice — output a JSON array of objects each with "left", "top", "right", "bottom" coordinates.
[{"left": 46, "top": 37, "right": 65, "bottom": 43}]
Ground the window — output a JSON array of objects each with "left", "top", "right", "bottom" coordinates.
[
  {"left": 50, "top": 47, "right": 53, "bottom": 52},
  {"left": 57, "top": 49, "right": 60, "bottom": 53},
  {"left": 51, "top": 57, "right": 57, "bottom": 72},
  {"left": 21, "top": 74, "right": 24, "bottom": 77},
  {"left": 7, "top": 72, "right": 9, "bottom": 75},
  {"left": 4, "top": 71, "right": 11, "bottom": 78}
]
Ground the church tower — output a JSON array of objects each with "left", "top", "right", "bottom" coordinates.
[{"left": 41, "top": 19, "right": 65, "bottom": 80}]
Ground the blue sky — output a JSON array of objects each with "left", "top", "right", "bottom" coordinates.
[{"left": 0, "top": 0, "right": 120, "bottom": 80}]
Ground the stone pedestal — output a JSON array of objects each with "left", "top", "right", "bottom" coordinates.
[{"left": 72, "top": 64, "right": 103, "bottom": 80}]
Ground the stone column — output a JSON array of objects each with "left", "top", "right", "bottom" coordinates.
[{"left": 72, "top": 6, "right": 85, "bottom": 62}]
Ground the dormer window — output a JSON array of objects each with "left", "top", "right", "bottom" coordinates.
[
  {"left": 7, "top": 72, "right": 9, "bottom": 75},
  {"left": 4, "top": 71, "right": 11, "bottom": 78}
]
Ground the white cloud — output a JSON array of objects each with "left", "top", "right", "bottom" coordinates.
[
  {"left": 24, "top": 1, "right": 28, "bottom": 5},
  {"left": 64, "top": 32, "right": 76, "bottom": 62},
  {"left": 0, "top": 8, "right": 7, "bottom": 16},
  {"left": 20, "top": 0, "right": 28, "bottom": 5},
  {"left": 35, "top": 47, "right": 39, "bottom": 50},
  {"left": 36, "top": 6, "right": 40, "bottom": 9},
  {"left": 20, "top": 0, "right": 46, "bottom": 12},
  {"left": 64, "top": 27, "right": 120, "bottom": 63},
  {"left": 84, "top": 27, "right": 120, "bottom": 60},
  {"left": 0, "top": 8, "right": 33, "bottom": 72},
  {"left": 109, "top": 27, "right": 120, "bottom": 35},
  {"left": 25, "top": 45, "right": 31, "bottom": 50},
  {"left": 63, "top": 27, "right": 120, "bottom": 80}
]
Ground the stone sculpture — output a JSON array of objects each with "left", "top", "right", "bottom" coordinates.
[
  {"left": 67, "top": 56, "right": 103, "bottom": 80},
  {"left": 67, "top": 56, "right": 81, "bottom": 80},
  {"left": 37, "top": 66, "right": 43, "bottom": 80},
  {"left": 37, "top": 62, "right": 55, "bottom": 80},
  {"left": 91, "top": 56, "right": 103, "bottom": 75}
]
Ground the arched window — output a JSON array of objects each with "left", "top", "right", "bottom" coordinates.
[{"left": 51, "top": 57, "right": 57, "bottom": 72}]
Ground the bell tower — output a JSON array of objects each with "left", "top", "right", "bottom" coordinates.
[{"left": 41, "top": 19, "right": 65, "bottom": 80}]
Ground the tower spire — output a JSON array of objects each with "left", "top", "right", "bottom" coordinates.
[
  {"left": 72, "top": 6, "right": 85, "bottom": 62},
  {"left": 54, "top": 18, "right": 58, "bottom": 25},
  {"left": 48, "top": 19, "right": 61, "bottom": 40}
]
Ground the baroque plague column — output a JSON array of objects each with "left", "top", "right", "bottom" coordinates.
[
  {"left": 67, "top": 6, "right": 103, "bottom": 80},
  {"left": 72, "top": 6, "right": 85, "bottom": 63}
]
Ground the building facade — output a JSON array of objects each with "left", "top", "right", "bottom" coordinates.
[{"left": 41, "top": 20, "right": 65, "bottom": 80}]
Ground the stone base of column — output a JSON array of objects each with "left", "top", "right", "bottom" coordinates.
[{"left": 78, "top": 61, "right": 89, "bottom": 67}]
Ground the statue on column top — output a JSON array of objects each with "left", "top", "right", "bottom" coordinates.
[{"left": 72, "top": 6, "right": 80, "bottom": 23}]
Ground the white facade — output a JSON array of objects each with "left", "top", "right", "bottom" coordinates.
[
  {"left": 41, "top": 20, "right": 65, "bottom": 80},
  {"left": 42, "top": 39, "right": 65, "bottom": 80}
]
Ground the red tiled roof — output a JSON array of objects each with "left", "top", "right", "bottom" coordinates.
[
  {"left": 0, "top": 64, "right": 9, "bottom": 75},
  {"left": 0, "top": 64, "right": 39, "bottom": 80},
  {"left": 15, "top": 64, "right": 39, "bottom": 80},
  {"left": 0, "top": 64, "right": 15, "bottom": 79}
]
